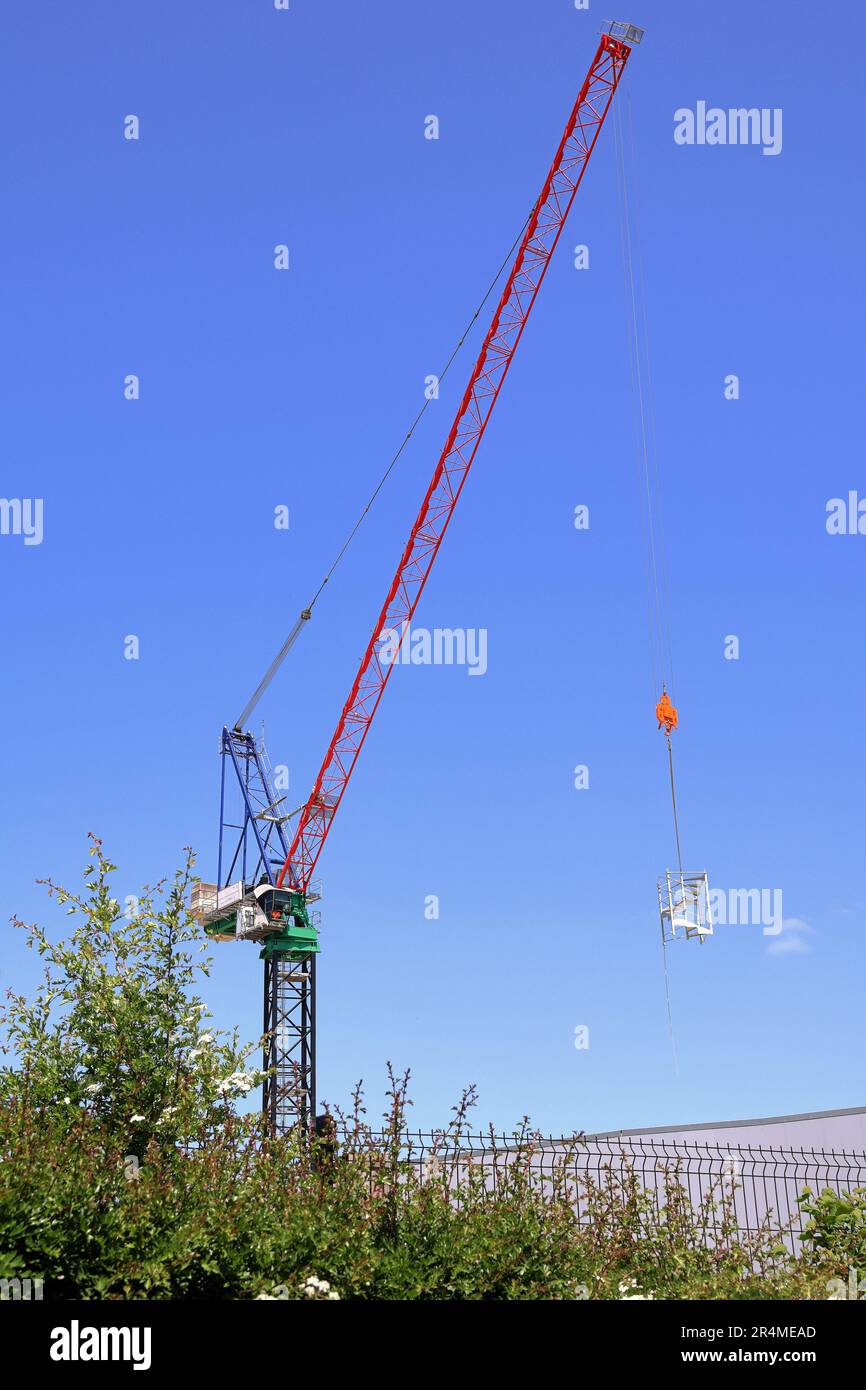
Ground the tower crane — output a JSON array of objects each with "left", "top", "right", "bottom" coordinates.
[{"left": 192, "top": 22, "right": 643, "bottom": 1137}]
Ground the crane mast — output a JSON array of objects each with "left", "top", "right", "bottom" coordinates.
[{"left": 203, "top": 23, "right": 641, "bottom": 1138}]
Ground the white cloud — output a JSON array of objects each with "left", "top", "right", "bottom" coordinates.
[{"left": 766, "top": 917, "right": 815, "bottom": 958}]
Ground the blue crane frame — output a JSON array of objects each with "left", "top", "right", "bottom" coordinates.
[{"left": 217, "top": 726, "right": 316, "bottom": 1136}]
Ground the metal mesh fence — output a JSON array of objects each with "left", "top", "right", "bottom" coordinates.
[{"left": 338, "top": 1129, "right": 866, "bottom": 1254}]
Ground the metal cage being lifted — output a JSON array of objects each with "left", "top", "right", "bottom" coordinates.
[{"left": 658, "top": 870, "right": 714, "bottom": 944}]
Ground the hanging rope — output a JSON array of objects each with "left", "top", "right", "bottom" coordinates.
[
  {"left": 666, "top": 735, "right": 684, "bottom": 877},
  {"left": 614, "top": 93, "right": 662, "bottom": 701},
  {"left": 614, "top": 79, "right": 684, "bottom": 1070},
  {"left": 625, "top": 81, "right": 676, "bottom": 698},
  {"left": 659, "top": 910, "right": 680, "bottom": 1076},
  {"left": 233, "top": 206, "right": 534, "bottom": 731}
]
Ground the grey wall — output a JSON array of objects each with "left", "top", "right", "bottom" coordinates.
[{"left": 593, "top": 1106, "right": 866, "bottom": 1153}]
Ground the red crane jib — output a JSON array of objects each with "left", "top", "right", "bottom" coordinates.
[{"left": 277, "top": 32, "right": 633, "bottom": 893}]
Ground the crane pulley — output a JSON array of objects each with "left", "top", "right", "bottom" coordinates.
[{"left": 655, "top": 688, "right": 678, "bottom": 736}]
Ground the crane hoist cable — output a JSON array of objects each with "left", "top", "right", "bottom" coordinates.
[
  {"left": 626, "top": 83, "right": 676, "bottom": 703},
  {"left": 657, "top": 690, "right": 684, "bottom": 874},
  {"left": 614, "top": 79, "right": 685, "bottom": 1069},
  {"left": 613, "top": 81, "right": 685, "bottom": 843},
  {"left": 658, "top": 692, "right": 682, "bottom": 1074},
  {"left": 232, "top": 206, "right": 534, "bottom": 732},
  {"left": 613, "top": 82, "right": 675, "bottom": 705}
]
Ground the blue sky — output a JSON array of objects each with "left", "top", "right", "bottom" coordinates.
[{"left": 2, "top": 0, "right": 864, "bottom": 1135}]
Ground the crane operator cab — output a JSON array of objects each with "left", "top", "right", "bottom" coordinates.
[
  {"left": 192, "top": 878, "right": 319, "bottom": 958},
  {"left": 250, "top": 882, "right": 320, "bottom": 960}
]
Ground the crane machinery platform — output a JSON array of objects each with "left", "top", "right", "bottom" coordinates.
[{"left": 193, "top": 20, "right": 645, "bottom": 1138}]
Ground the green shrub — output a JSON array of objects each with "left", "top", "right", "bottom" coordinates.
[
  {"left": 799, "top": 1185, "right": 866, "bottom": 1273},
  {"left": 0, "top": 844, "right": 845, "bottom": 1301}
]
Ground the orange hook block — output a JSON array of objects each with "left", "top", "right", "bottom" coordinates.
[{"left": 655, "top": 688, "right": 678, "bottom": 736}]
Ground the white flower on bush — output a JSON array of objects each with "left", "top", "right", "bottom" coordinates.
[
  {"left": 216, "top": 1071, "right": 257, "bottom": 1097},
  {"left": 84, "top": 1082, "right": 102, "bottom": 1095},
  {"left": 156, "top": 1106, "right": 178, "bottom": 1125},
  {"left": 301, "top": 1275, "right": 340, "bottom": 1301},
  {"left": 198, "top": 1032, "right": 214, "bottom": 1044},
  {"left": 130, "top": 1114, "right": 146, "bottom": 1123},
  {"left": 618, "top": 1278, "right": 654, "bottom": 1301}
]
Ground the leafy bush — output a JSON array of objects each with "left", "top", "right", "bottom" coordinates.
[
  {"left": 0, "top": 844, "right": 849, "bottom": 1300},
  {"left": 799, "top": 1186, "right": 866, "bottom": 1273}
]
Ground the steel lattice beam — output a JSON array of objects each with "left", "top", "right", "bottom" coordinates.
[
  {"left": 217, "top": 727, "right": 317, "bottom": 1137},
  {"left": 262, "top": 953, "right": 315, "bottom": 1137},
  {"left": 278, "top": 31, "right": 633, "bottom": 894}
]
